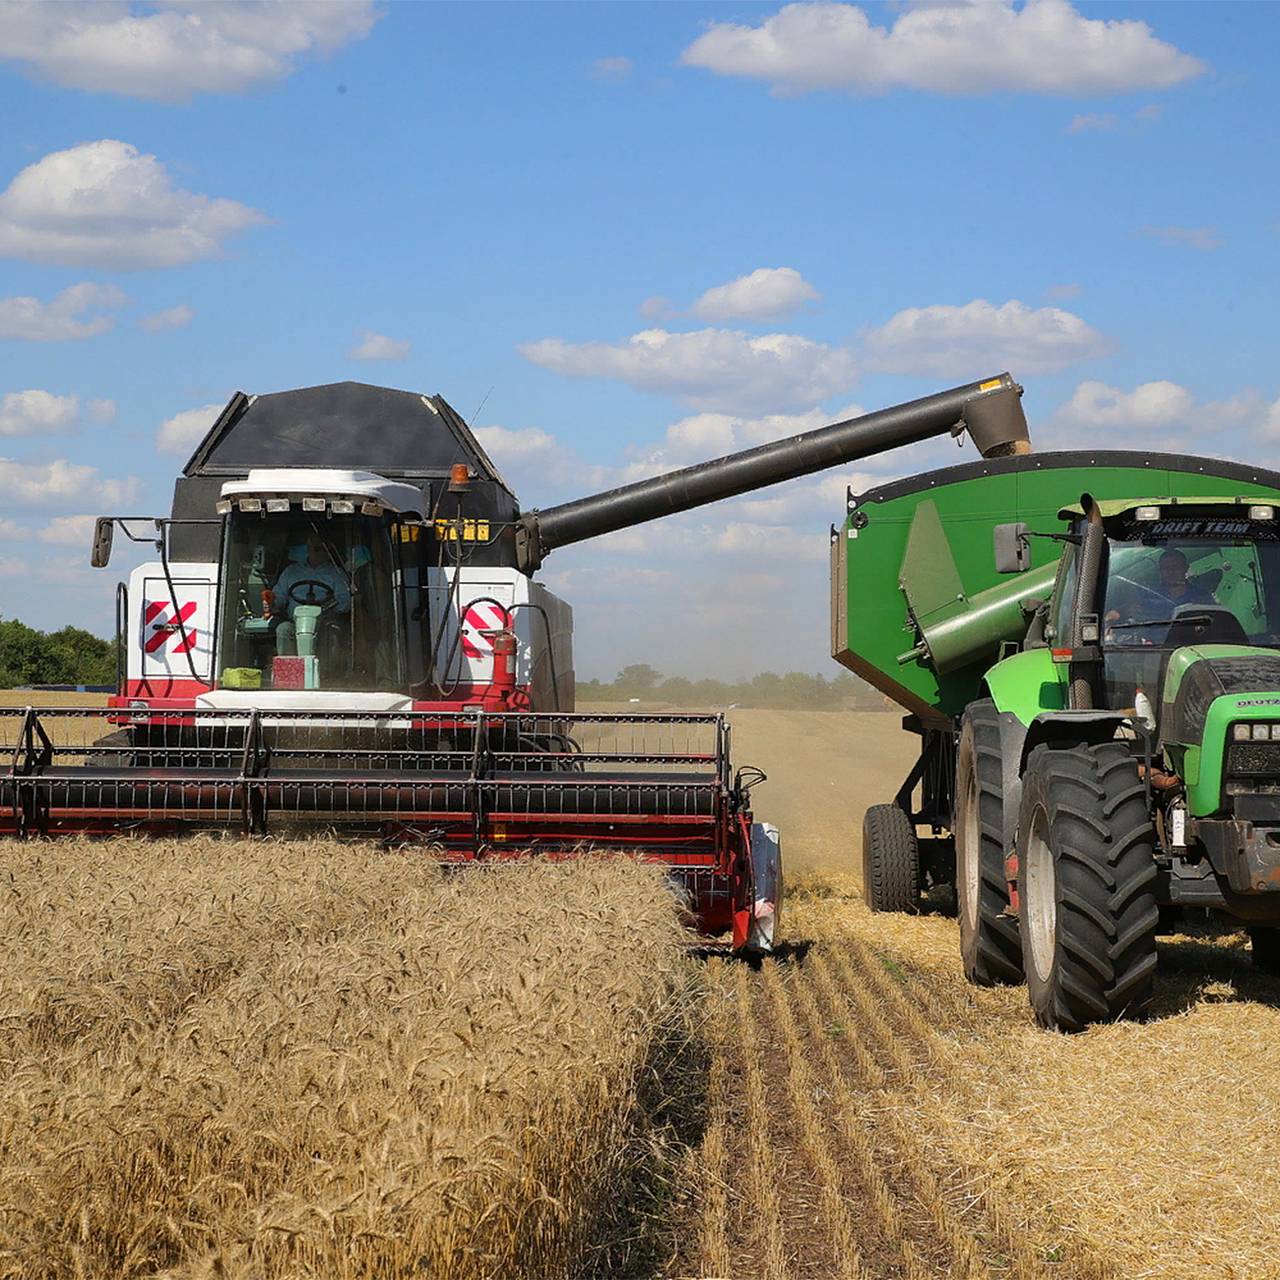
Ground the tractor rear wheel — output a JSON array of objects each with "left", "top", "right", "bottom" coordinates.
[
  {"left": 954, "top": 700, "right": 1023, "bottom": 986},
  {"left": 862, "top": 804, "right": 920, "bottom": 913},
  {"left": 1017, "top": 743, "right": 1159, "bottom": 1031},
  {"left": 1248, "top": 927, "right": 1280, "bottom": 975}
]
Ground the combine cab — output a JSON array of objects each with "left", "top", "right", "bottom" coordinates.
[{"left": 5, "top": 375, "right": 1031, "bottom": 953}]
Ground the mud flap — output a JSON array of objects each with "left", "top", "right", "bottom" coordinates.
[{"left": 745, "top": 821, "right": 783, "bottom": 954}]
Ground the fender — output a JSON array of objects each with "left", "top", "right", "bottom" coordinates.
[{"left": 990, "top": 709, "right": 1131, "bottom": 861}]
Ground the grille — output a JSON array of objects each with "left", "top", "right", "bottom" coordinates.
[{"left": 1226, "top": 742, "right": 1280, "bottom": 777}]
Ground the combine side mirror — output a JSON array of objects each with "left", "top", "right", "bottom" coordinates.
[
  {"left": 994, "top": 522, "right": 1030, "bottom": 574},
  {"left": 90, "top": 517, "right": 114, "bottom": 568}
]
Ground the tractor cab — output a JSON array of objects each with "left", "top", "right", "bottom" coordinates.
[
  {"left": 1051, "top": 497, "right": 1280, "bottom": 736},
  {"left": 213, "top": 470, "right": 423, "bottom": 693}
]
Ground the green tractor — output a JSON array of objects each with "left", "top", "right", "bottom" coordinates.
[{"left": 834, "top": 449, "right": 1280, "bottom": 1030}]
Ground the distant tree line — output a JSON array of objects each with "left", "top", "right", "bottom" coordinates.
[
  {"left": 578, "top": 663, "right": 886, "bottom": 711},
  {"left": 0, "top": 618, "right": 116, "bottom": 688}
]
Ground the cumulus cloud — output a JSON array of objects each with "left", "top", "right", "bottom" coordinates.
[
  {"left": 590, "top": 55, "right": 633, "bottom": 82},
  {"left": 1139, "top": 224, "right": 1222, "bottom": 250},
  {"left": 349, "top": 330, "right": 411, "bottom": 361},
  {"left": 38, "top": 514, "right": 99, "bottom": 546},
  {"left": 0, "top": 140, "right": 267, "bottom": 270},
  {"left": 0, "top": 390, "right": 81, "bottom": 437},
  {"left": 157, "top": 402, "right": 223, "bottom": 455},
  {"left": 691, "top": 267, "right": 820, "bottom": 322},
  {"left": 864, "top": 298, "right": 1108, "bottom": 376},
  {"left": 1049, "top": 380, "right": 1278, "bottom": 442},
  {"left": 0, "top": 282, "right": 127, "bottom": 340},
  {"left": 0, "top": 458, "right": 139, "bottom": 508},
  {"left": 0, "top": 0, "right": 380, "bottom": 102},
  {"left": 87, "top": 397, "right": 118, "bottom": 423},
  {"left": 680, "top": 0, "right": 1205, "bottom": 96},
  {"left": 520, "top": 326, "right": 858, "bottom": 413},
  {"left": 638, "top": 295, "right": 675, "bottom": 322},
  {"left": 139, "top": 303, "right": 195, "bottom": 332}
]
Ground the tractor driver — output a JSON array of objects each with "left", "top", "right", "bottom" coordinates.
[
  {"left": 269, "top": 533, "right": 351, "bottom": 654},
  {"left": 1105, "top": 547, "right": 1215, "bottom": 642}
]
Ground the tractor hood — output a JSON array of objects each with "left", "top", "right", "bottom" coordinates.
[{"left": 1161, "top": 646, "right": 1280, "bottom": 746}]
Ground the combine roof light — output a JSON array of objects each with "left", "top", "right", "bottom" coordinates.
[
  {"left": 1249, "top": 505, "right": 1275, "bottom": 520},
  {"left": 330, "top": 499, "right": 356, "bottom": 515},
  {"left": 238, "top": 497, "right": 262, "bottom": 512},
  {"left": 1253, "top": 724, "right": 1270, "bottom": 741},
  {"left": 302, "top": 497, "right": 326, "bottom": 512},
  {"left": 265, "top": 498, "right": 290, "bottom": 513},
  {"left": 361, "top": 500, "right": 382, "bottom": 516},
  {"left": 215, "top": 499, "right": 232, "bottom": 515},
  {"left": 1134, "top": 506, "right": 1161, "bottom": 521}
]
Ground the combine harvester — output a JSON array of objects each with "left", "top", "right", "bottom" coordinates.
[
  {"left": 838, "top": 435, "right": 1280, "bottom": 1026},
  {"left": 2, "top": 376, "right": 1029, "bottom": 953}
]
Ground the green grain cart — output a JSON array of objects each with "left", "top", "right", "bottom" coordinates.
[{"left": 835, "top": 446, "right": 1280, "bottom": 1030}]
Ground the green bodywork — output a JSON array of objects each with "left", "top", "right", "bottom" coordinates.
[{"left": 832, "top": 452, "right": 1280, "bottom": 724}]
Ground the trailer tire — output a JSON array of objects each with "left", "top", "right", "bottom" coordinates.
[
  {"left": 862, "top": 804, "right": 920, "bottom": 913},
  {"left": 1248, "top": 927, "right": 1280, "bottom": 975},
  {"left": 955, "top": 700, "right": 1023, "bottom": 986},
  {"left": 1017, "top": 743, "right": 1159, "bottom": 1031}
]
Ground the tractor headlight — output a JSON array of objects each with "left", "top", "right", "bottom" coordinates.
[
  {"left": 1234, "top": 724, "right": 1251, "bottom": 741},
  {"left": 265, "top": 498, "right": 290, "bottom": 513},
  {"left": 302, "top": 497, "right": 326, "bottom": 513},
  {"left": 331, "top": 499, "right": 356, "bottom": 515},
  {"left": 1254, "top": 724, "right": 1271, "bottom": 741}
]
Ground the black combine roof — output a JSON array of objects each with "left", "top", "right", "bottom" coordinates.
[{"left": 182, "top": 381, "right": 506, "bottom": 484}]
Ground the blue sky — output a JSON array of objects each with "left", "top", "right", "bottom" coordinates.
[{"left": 0, "top": 1, "right": 1276, "bottom": 677}]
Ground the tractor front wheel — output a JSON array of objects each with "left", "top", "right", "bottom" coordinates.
[
  {"left": 954, "top": 700, "right": 1023, "bottom": 986},
  {"left": 1017, "top": 743, "right": 1159, "bottom": 1031},
  {"left": 862, "top": 804, "right": 920, "bottom": 913}
]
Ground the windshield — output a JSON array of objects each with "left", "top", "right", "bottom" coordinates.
[
  {"left": 216, "top": 511, "right": 404, "bottom": 691},
  {"left": 1103, "top": 537, "right": 1280, "bottom": 648}
]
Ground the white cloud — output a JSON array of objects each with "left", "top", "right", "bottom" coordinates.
[
  {"left": 0, "top": 518, "right": 29, "bottom": 540},
  {"left": 1048, "top": 380, "right": 1280, "bottom": 444},
  {"left": 590, "top": 55, "right": 633, "bottom": 82},
  {"left": 691, "top": 266, "right": 820, "bottom": 322},
  {"left": 1066, "top": 113, "right": 1119, "bottom": 134},
  {"left": 38, "top": 514, "right": 99, "bottom": 546},
  {"left": 87, "top": 397, "right": 117, "bottom": 423},
  {"left": 638, "top": 295, "right": 675, "bottom": 322},
  {"left": 0, "top": 0, "right": 379, "bottom": 102},
  {"left": 0, "top": 390, "right": 81, "bottom": 437},
  {"left": 865, "top": 298, "right": 1108, "bottom": 376},
  {"left": 0, "top": 458, "right": 139, "bottom": 508},
  {"left": 349, "top": 330, "right": 411, "bottom": 361},
  {"left": 0, "top": 282, "right": 127, "bottom": 340},
  {"left": 0, "top": 140, "right": 267, "bottom": 270},
  {"left": 1044, "top": 282, "right": 1082, "bottom": 301},
  {"left": 520, "top": 326, "right": 858, "bottom": 413},
  {"left": 680, "top": 0, "right": 1205, "bottom": 97},
  {"left": 139, "top": 303, "right": 195, "bottom": 332},
  {"left": 157, "top": 402, "right": 223, "bottom": 455},
  {"left": 1139, "top": 224, "right": 1222, "bottom": 250}
]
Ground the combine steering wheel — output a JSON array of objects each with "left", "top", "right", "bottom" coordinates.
[{"left": 287, "top": 579, "right": 337, "bottom": 609}]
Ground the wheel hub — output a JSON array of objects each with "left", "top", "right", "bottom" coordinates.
[{"left": 1024, "top": 808, "right": 1057, "bottom": 984}]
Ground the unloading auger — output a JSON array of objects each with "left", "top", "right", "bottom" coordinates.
[{"left": 2, "top": 375, "right": 1029, "bottom": 952}]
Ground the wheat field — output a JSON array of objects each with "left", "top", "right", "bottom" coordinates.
[{"left": 0, "top": 840, "right": 695, "bottom": 1279}]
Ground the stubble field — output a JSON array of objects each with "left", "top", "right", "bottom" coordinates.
[{"left": 4, "top": 697, "right": 1280, "bottom": 1278}]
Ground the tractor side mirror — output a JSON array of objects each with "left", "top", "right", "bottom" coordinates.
[
  {"left": 994, "top": 522, "right": 1030, "bottom": 573},
  {"left": 90, "top": 517, "right": 114, "bottom": 568}
]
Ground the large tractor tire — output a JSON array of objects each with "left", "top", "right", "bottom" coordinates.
[
  {"left": 954, "top": 700, "right": 1023, "bottom": 986},
  {"left": 862, "top": 803, "right": 920, "bottom": 913},
  {"left": 1017, "top": 743, "right": 1159, "bottom": 1031}
]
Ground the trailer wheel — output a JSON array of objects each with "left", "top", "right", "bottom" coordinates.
[
  {"left": 1248, "top": 928, "right": 1280, "bottom": 975},
  {"left": 954, "top": 700, "right": 1023, "bottom": 986},
  {"left": 1017, "top": 743, "right": 1159, "bottom": 1031},
  {"left": 861, "top": 804, "right": 919, "bottom": 913}
]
